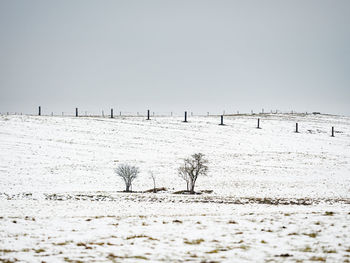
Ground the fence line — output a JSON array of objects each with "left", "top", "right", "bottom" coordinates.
[{"left": 0, "top": 108, "right": 341, "bottom": 138}]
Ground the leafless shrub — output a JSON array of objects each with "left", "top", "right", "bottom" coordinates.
[
  {"left": 115, "top": 164, "right": 139, "bottom": 192},
  {"left": 178, "top": 153, "right": 208, "bottom": 194},
  {"left": 149, "top": 171, "right": 156, "bottom": 193}
]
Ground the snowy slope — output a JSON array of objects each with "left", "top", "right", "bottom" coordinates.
[
  {"left": 1, "top": 113, "right": 350, "bottom": 263},
  {"left": 0, "top": 113, "right": 349, "bottom": 199}
]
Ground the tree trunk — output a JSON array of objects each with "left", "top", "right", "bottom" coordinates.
[
  {"left": 126, "top": 184, "right": 130, "bottom": 192},
  {"left": 190, "top": 183, "right": 195, "bottom": 194}
]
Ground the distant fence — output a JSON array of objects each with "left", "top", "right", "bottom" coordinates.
[{"left": 0, "top": 107, "right": 341, "bottom": 137}]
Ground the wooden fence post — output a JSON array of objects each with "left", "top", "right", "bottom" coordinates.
[
  {"left": 331, "top": 127, "right": 335, "bottom": 137},
  {"left": 219, "top": 115, "right": 224, "bottom": 125},
  {"left": 147, "top": 110, "right": 150, "bottom": 120},
  {"left": 38, "top": 106, "right": 41, "bottom": 116},
  {"left": 184, "top": 111, "right": 187, "bottom": 122},
  {"left": 111, "top": 108, "right": 113, "bottom": 118},
  {"left": 76, "top": 108, "right": 78, "bottom": 117},
  {"left": 257, "top": 118, "right": 261, "bottom": 129},
  {"left": 295, "top": 123, "right": 299, "bottom": 133}
]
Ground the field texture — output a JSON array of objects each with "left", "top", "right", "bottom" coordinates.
[{"left": 0, "top": 114, "right": 349, "bottom": 262}]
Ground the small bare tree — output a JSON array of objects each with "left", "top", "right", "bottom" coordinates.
[
  {"left": 149, "top": 171, "right": 156, "bottom": 193},
  {"left": 115, "top": 164, "right": 140, "bottom": 192},
  {"left": 178, "top": 153, "right": 208, "bottom": 194}
]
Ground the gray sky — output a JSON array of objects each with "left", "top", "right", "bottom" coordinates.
[{"left": 0, "top": 0, "right": 349, "bottom": 115}]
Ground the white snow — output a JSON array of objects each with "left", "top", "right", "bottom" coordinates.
[{"left": 0, "top": 113, "right": 349, "bottom": 262}]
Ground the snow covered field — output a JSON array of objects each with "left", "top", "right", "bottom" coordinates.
[{"left": 1, "top": 113, "right": 350, "bottom": 262}]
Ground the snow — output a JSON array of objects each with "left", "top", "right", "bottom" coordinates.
[{"left": 0, "top": 113, "right": 349, "bottom": 262}]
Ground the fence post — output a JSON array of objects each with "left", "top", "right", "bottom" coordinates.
[
  {"left": 295, "top": 123, "right": 299, "bottom": 133},
  {"left": 331, "top": 127, "right": 334, "bottom": 137},
  {"left": 76, "top": 108, "right": 78, "bottom": 117},
  {"left": 257, "top": 118, "right": 260, "bottom": 129},
  {"left": 147, "top": 110, "right": 150, "bottom": 120},
  {"left": 38, "top": 106, "right": 41, "bottom": 116},
  {"left": 111, "top": 108, "right": 113, "bottom": 118},
  {"left": 184, "top": 111, "right": 187, "bottom": 122},
  {"left": 219, "top": 115, "right": 224, "bottom": 125}
]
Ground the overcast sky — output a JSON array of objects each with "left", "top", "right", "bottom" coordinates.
[{"left": 0, "top": 0, "right": 349, "bottom": 115}]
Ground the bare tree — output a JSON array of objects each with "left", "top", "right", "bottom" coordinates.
[
  {"left": 178, "top": 153, "right": 208, "bottom": 194},
  {"left": 115, "top": 164, "right": 140, "bottom": 192},
  {"left": 149, "top": 171, "right": 156, "bottom": 193}
]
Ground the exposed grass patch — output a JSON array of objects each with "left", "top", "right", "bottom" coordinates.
[
  {"left": 126, "top": 235, "right": 158, "bottom": 241},
  {"left": 76, "top": 242, "right": 92, "bottom": 249},
  {"left": 276, "top": 253, "right": 292, "bottom": 257},
  {"left": 324, "top": 211, "right": 334, "bottom": 216},
  {"left": 300, "top": 246, "right": 313, "bottom": 252},
  {"left": 184, "top": 238, "right": 204, "bottom": 245},
  {"left": 107, "top": 253, "right": 148, "bottom": 260},
  {"left": 0, "top": 259, "right": 19, "bottom": 263},
  {"left": 88, "top": 242, "right": 105, "bottom": 246},
  {"left": 238, "top": 244, "right": 249, "bottom": 250},
  {"left": 228, "top": 220, "right": 237, "bottom": 224},
  {"left": 206, "top": 249, "right": 220, "bottom": 254},
  {"left": 322, "top": 248, "right": 336, "bottom": 253},
  {"left": 309, "top": 256, "right": 326, "bottom": 262},
  {"left": 303, "top": 232, "right": 318, "bottom": 238},
  {"left": 53, "top": 241, "right": 72, "bottom": 246},
  {"left": 64, "top": 257, "right": 84, "bottom": 263},
  {"left": 0, "top": 249, "right": 15, "bottom": 253},
  {"left": 172, "top": 219, "right": 182, "bottom": 224}
]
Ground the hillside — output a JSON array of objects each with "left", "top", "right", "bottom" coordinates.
[{"left": 1, "top": 113, "right": 349, "bottom": 199}]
